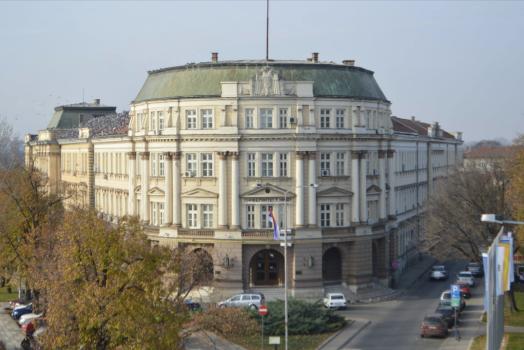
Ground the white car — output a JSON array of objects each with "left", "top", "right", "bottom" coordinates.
[
  {"left": 429, "top": 265, "right": 448, "bottom": 281},
  {"left": 457, "top": 271, "right": 475, "bottom": 287},
  {"left": 18, "top": 312, "right": 43, "bottom": 326},
  {"left": 217, "top": 293, "right": 264, "bottom": 310},
  {"left": 323, "top": 293, "right": 347, "bottom": 309}
]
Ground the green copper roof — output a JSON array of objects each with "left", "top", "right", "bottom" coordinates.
[{"left": 133, "top": 60, "right": 388, "bottom": 103}]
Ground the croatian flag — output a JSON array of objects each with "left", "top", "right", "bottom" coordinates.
[{"left": 269, "top": 208, "right": 279, "bottom": 240}]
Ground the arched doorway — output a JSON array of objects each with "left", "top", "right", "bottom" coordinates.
[
  {"left": 191, "top": 248, "right": 214, "bottom": 285},
  {"left": 249, "top": 249, "right": 284, "bottom": 286},
  {"left": 322, "top": 247, "right": 342, "bottom": 283}
]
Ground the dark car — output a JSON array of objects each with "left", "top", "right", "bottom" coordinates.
[
  {"left": 467, "top": 262, "right": 483, "bottom": 278},
  {"left": 184, "top": 299, "right": 202, "bottom": 312},
  {"left": 420, "top": 316, "right": 449, "bottom": 338},
  {"left": 435, "top": 304, "right": 458, "bottom": 328},
  {"left": 12, "top": 304, "right": 33, "bottom": 320}
]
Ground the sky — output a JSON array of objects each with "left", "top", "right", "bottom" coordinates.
[{"left": 1, "top": 0, "right": 523, "bottom": 143}]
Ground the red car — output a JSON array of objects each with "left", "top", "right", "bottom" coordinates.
[
  {"left": 456, "top": 282, "right": 471, "bottom": 299},
  {"left": 420, "top": 316, "right": 448, "bottom": 338}
]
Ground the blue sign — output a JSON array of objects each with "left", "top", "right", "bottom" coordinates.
[{"left": 451, "top": 284, "right": 461, "bottom": 308}]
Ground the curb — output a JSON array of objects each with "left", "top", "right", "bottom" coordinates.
[
  {"left": 316, "top": 319, "right": 371, "bottom": 350},
  {"left": 315, "top": 319, "right": 354, "bottom": 350},
  {"left": 337, "top": 320, "right": 371, "bottom": 349}
]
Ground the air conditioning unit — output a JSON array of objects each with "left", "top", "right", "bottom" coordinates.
[
  {"left": 321, "top": 169, "right": 330, "bottom": 177},
  {"left": 289, "top": 117, "right": 297, "bottom": 125}
]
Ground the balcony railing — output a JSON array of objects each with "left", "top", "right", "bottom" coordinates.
[
  {"left": 241, "top": 230, "right": 274, "bottom": 239},
  {"left": 177, "top": 229, "right": 215, "bottom": 237}
]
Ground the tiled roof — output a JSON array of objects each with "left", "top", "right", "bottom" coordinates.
[
  {"left": 464, "top": 146, "right": 522, "bottom": 159},
  {"left": 391, "top": 116, "right": 456, "bottom": 140},
  {"left": 80, "top": 112, "right": 130, "bottom": 137}
]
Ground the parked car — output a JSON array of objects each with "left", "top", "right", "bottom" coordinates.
[
  {"left": 323, "top": 293, "right": 348, "bottom": 309},
  {"left": 457, "top": 271, "right": 476, "bottom": 287},
  {"left": 217, "top": 293, "right": 264, "bottom": 310},
  {"left": 420, "top": 316, "right": 449, "bottom": 338},
  {"left": 455, "top": 282, "right": 472, "bottom": 299},
  {"left": 184, "top": 299, "right": 202, "bottom": 312},
  {"left": 12, "top": 304, "right": 33, "bottom": 320},
  {"left": 467, "top": 262, "right": 483, "bottom": 277},
  {"left": 435, "top": 304, "right": 458, "bottom": 328},
  {"left": 429, "top": 265, "right": 448, "bottom": 281},
  {"left": 18, "top": 313, "right": 43, "bottom": 326},
  {"left": 440, "top": 291, "right": 465, "bottom": 311}
]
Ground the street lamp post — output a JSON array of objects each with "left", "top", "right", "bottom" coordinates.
[{"left": 480, "top": 214, "right": 524, "bottom": 350}]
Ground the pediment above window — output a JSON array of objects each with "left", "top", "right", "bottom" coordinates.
[
  {"left": 241, "top": 184, "right": 296, "bottom": 199},
  {"left": 367, "top": 184, "right": 382, "bottom": 194},
  {"left": 182, "top": 188, "right": 219, "bottom": 198},
  {"left": 317, "top": 186, "right": 353, "bottom": 197},
  {"left": 148, "top": 187, "right": 165, "bottom": 196}
]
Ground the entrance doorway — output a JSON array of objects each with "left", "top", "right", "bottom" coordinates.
[
  {"left": 250, "top": 249, "right": 284, "bottom": 286},
  {"left": 322, "top": 247, "right": 342, "bottom": 283}
]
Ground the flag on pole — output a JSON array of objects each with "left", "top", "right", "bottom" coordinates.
[{"left": 269, "top": 207, "right": 279, "bottom": 240}]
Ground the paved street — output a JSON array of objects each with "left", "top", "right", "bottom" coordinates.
[
  {"left": 339, "top": 261, "right": 485, "bottom": 350},
  {"left": 0, "top": 303, "right": 24, "bottom": 350}
]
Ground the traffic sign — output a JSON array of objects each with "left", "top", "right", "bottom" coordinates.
[
  {"left": 259, "top": 305, "right": 268, "bottom": 316},
  {"left": 451, "top": 284, "right": 461, "bottom": 308}
]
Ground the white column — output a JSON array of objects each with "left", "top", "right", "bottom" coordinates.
[
  {"left": 127, "top": 152, "right": 136, "bottom": 215},
  {"left": 359, "top": 151, "right": 368, "bottom": 223},
  {"left": 295, "top": 152, "right": 305, "bottom": 227},
  {"left": 387, "top": 150, "right": 396, "bottom": 218},
  {"left": 308, "top": 152, "right": 317, "bottom": 226},
  {"left": 378, "top": 150, "right": 387, "bottom": 220},
  {"left": 141, "top": 152, "right": 150, "bottom": 224},
  {"left": 164, "top": 152, "right": 173, "bottom": 225},
  {"left": 351, "top": 151, "right": 360, "bottom": 223},
  {"left": 173, "top": 152, "right": 182, "bottom": 227},
  {"left": 218, "top": 152, "right": 228, "bottom": 228},
  {"left": 231, "top": 152, "right": 240, "bottom": 228}
]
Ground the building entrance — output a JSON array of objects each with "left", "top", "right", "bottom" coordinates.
[
  {"left": 250, "top": 249, "right": 284, "bottom": 286},
  {"left": 322, "top": 247, "right": 342, "bottom": 283}
]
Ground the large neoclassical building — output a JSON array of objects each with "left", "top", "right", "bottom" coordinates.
[{"left": 25, "top": 53, "right": 463, "bottom": 297}]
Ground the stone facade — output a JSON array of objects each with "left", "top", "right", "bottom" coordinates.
[{"left": 25, "top": 57, "right": 463, "bottom": 297}]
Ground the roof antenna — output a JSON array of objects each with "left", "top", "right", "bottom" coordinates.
[
  {"left": 82, "top": 88, "right": 85, "bottom": 103},
  {"left": 266, "top": 0, "right": 269, "bottom": 61}
]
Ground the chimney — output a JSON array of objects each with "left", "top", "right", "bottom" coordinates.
[
  {"left": 311, "top": 52, "right": 319, "bottom": 63},
  {"left": 93, "top": 98, "right": 100, "bottom": 105},
  {"left": 342, "top": 60, "right": 355, "bottom": 66},
  {"left": 411, "top": 116, "right": 416, "bottom": 121},
  {"left": 211, "top": 52, "right": 218, "bottom": 63}
]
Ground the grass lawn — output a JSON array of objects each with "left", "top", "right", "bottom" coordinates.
[
  {"left": 0, "top": 286, "right": 17, "bottom": 302},
  {"left": 505, "top": 292, "right": 524, "bottom": 327},
  {"left": 471, "top": 334, "right": 524, "bottom": 350},
  {"left": 227, "top": 333, "right": 335, "bottom": 350}
]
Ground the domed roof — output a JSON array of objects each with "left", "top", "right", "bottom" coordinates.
[{"left": 133, "top": 60, "right": 388, "bottom": 103}]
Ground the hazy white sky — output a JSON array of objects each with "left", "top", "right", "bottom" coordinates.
[{"left": 1, "top": 0, "right": 523, "bottom": 142}]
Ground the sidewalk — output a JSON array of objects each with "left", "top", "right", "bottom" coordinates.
[
  {"left": 0, "top": 303, "right": 24, "bottom": 350},
  {"left": 395, "top": 254, "right": 437, "bottom": 290}
]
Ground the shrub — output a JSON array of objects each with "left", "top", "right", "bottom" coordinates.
[
  {"left": 254, "top": 299, "right": 346, "bottom": 335},
  {"left": 192, "top": 307, "right": 260, "bottom": 336}
]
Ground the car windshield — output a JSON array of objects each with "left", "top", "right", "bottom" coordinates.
[
  {"left": 424, "top": 317, "right": 442, "bottom": 324},
  {"left": 433, "top": 266, "right": 445, "bottom": 271},
  {"left": 331, "top": 295, "right": 344, "bottom": 300}
]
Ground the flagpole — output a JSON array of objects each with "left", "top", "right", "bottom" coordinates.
[
  {"left": 284, "top": 190, "right": 288, "bottom": 350},
  {"left": 266, "top": 0, "right": 269, "bottom": 61}
]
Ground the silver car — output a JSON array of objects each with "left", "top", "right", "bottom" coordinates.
[{"left": 217, "top": 293, "right": 264, "bottom": 310}]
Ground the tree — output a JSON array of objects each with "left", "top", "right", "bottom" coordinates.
[
  {"left": 39, "top": 209, "right": 209, "bottom": 350},
  {"left": 512, "top": 133, "right": 524, "bottom": 147},
  {"left": 422, "top": 163, "right": 509, "bottom": 261},
  {"left": 0, "top": 117, "right": 22, "bottom": 170}
]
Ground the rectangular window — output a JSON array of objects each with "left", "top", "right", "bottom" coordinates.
[
  {"left": 335, "top": 109, "right": 345, "bottom": 129},
  {"left": 335, "top": 204, "right": 344, "bottom": 226},
  {"left": 248, "top": 153, "right": 256, "bottom": 177},
  {"left": 261, "top": 205, "right": 273, "bottom": 229},
  {"left": 158, "top": 111, "right": 165, "bottom": 130},
  {"left": 150, "top": 111, "right": 156, "bottom": 131},
  {"left": 186, "top": 109, "right": 197, "bottom": 129},
  {"left": 246, "top": 205, "right": 255, "bottom": 228},
  {"left": 201, "top": 109, "right": 213, "bottom": 129},
  {"left": 279, "top": 153, "right": 288, "bottom": 177},
  {"left": 187, "top": 204, "right": 198, "bottom": 228},
  {"left": 335, "top": 152, "right": 345, "bottom": 176},
  {"left": 159, "top": 153, "right": 165, "bottom": 177},
  {"left": 320, "top": 108, "right": 331, "bottom": 128},
  {"left": 151, "top": 202, "right": 158, "bottom": 226},
  {"left": 260, "top": 108, "right": 273, "bottom": 129},
  {"left": 320, "top": 204, "right": 331, "bottom": 227},
  {"left": 201, "top": 153, "right": 213, "bottom": 177},
  {"left": 245, "top": 108, "right": 254, "bottom": 129},
  {"left": 158, "top": 203, "right": 164, "bottom": 225},
  {"left": 151, "top": 153, "right": 157, "bottom": 177},
  {"left": 137, "top": 112, "right": 142, "bottom": 130},
  {"left": 261, "top": 153, "right": 274, "bottom": 177},
  {"left": 186, "top": 153, "right": 197, "bottom": 177},
  {"left": 279, "top": 108, "right": 288, "bottom": 129},
  {"left": 202, "top": 204, "right": 213, "bottom": 228},
  {"left": 320, "top": 152, "right": 331, "bottom": 176}
]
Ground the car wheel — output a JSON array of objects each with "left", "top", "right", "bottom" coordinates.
[
  {"left": 249, "top": 304, "right": 257, "bottom": 310},
  {"left": 219, "top": 304, "right": 226, "bottom": 309}
]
